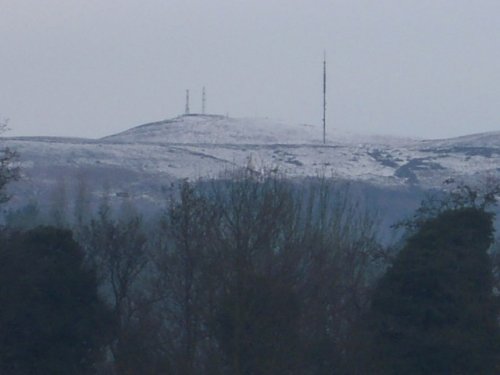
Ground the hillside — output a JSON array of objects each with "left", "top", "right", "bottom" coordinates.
[{"left": 3, "top": 114, "right": 500, "bottom": 214}]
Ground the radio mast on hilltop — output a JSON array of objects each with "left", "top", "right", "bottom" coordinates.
[
  {"left": 202, "top": 87, "right": 206, "bottom": 114},
  {"left": 323, "top": 52, "right": 327, "bottom": 144},
  {"left": 185, "top": 89, "right": 190, "bottom": 115}
]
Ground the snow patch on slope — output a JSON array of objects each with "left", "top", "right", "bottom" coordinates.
[
  {"left": 3, "top": 115, "right": 500, "bottom": 207},
  {"left": 102, "top": 115, "right": 324, "bottom": 145}
]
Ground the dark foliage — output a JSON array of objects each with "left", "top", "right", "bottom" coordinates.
[
  {"left": 0, "top": 227, "right": 111, "bottom": 375},
  {"left": 0, "top": 146, "right": 18, "bottom": 204},
  {"left": 0, "top": 117, "right": 19, "bottom": 204},
  {"left": 215, "top": 273, "right": 301, "bottom": 375},
  {"left": 152, "top": 174, "right": 382, "bottom": 374},
  {"left": 0, "top": 173, "right": 397, "bottom": 373},
  {"left": 364, "top": 208, "right": 500, "bottom": 374}
]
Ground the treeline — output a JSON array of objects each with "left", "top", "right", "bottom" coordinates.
[{"left": 1, "top": 172, "right": 500, "bottom": 374}]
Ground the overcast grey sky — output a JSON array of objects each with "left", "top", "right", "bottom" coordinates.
[{"left": 1, "top": 0, "right": 500, "bottom": 139}]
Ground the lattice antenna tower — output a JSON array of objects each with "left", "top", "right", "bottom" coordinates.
[
  {"left": 185, "top": 89, "right": 190, "bottom": 115},
  {"left": 323, "top": 52, "right": 327, "bottom": 144},
  {"left": 202, "top": 87, "right": 206, "bottom": 114}
]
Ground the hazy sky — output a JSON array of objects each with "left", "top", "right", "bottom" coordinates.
[{"left": 1, "top": 0, "right": 500, "bottom": 139}]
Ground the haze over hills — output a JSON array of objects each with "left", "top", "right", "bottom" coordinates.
[{"left": 3, "top": 114, "right": 500, "bottom": 215}]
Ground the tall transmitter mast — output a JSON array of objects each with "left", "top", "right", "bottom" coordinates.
[
  {"left": 323, "top": 52, "right": 327, "bottom": 144},
  {"left": 202, "top": 87, "right": 206, "bottom": 114},
  {"left": 185, "top": 89, "right": 190, "bottom": 115}
]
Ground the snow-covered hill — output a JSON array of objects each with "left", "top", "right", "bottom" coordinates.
[
  {"left": 3, "top": 114, "right": 500, "bottom": 210},
  {"left": 102, "top": 114, "right": 323, "bottom": 145}
]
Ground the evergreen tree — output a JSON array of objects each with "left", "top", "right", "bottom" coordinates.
[
  {"left": 0, "top": 227, "right": 111, "bottom": 374},
  {"left": 364, "top": 207, "right": 500, "bottom": 374}
]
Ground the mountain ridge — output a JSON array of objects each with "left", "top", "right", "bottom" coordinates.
[{"left": 2, "top": 115, "right": 499, "bottom": 212}]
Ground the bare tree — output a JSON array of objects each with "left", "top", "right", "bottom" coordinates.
[
  {"left": 0, "top": 117, "right": 19, "bottom": 204},
  {"left": 151, "top": 171, "right": 384, "bottom": 374},
  {"left": 204, "top": 171, "right": 304, "bottom": 374},
  {"left": 48, "top": 177, "right": 68, "bottom": 227},
  {"left": 156, "top": 180, "right": 221, "bottom": 375},
  {"left": 296, "top": 179, "right": 382, "bottom": 373},
  {"left": 73, "top": 170, "right": 92, "bottom": 228},
  {"left": 82, "top": 202, "right": 152, "bottom": 373}
]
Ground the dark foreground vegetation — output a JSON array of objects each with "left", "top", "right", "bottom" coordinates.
[{"left": 1, "top": 168, "right": 500, "bottom": 374}]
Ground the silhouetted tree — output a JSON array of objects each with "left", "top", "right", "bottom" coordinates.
[
  {"left": 73, "top": 171, "right": 92, "bottom": 228},
  {"left": 152, "top": 173, "right": 383, "bottom": 374},
  {"left": 0, "top": 227, "right": 111, "bottom": 374},
  {"left": 363, "top": 207, "right": 500, "bottom": 374},
  {"left": 215, "top": 273, "right": 300, "bottom": 375},
  {"left": 207, "top": 172, "right": 303, "bottom": 374},
  {"left": 0, "top": 117, "right": 19, "bottom": 204},
  {"left": 293, "top": 180, "right": 382, "bottom": 374},
  {"left": 82, "top": 202, "right": 152, "bottom": 374},
  {"left": 156, "top": 180, "right": 220, "bottom": 375}
]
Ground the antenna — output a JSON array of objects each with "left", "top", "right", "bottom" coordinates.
[
  {"left": 323, "top": 52, "right": 327, "bottom": 144},
  {"left": 202, "top": 87, "right": 206, "bottom": 114},
  {"left": 185, "top": 89, "right": 190, "bottom": 115}
]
